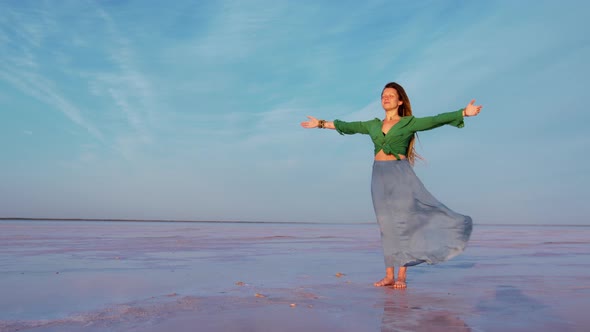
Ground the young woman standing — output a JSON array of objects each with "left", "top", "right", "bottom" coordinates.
[{"left": 300, "top": 82, "right": 482, "bottom": 288}]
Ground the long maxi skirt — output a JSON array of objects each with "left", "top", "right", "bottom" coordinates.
[{"left": 371, "top": 159, "right": 473, "bottom": 267}]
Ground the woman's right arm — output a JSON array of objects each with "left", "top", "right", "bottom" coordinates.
[
  {"left": 300, "top": 116, "right": 368, "bottom": 134},
  {"left": 300, "top": 116, "right": 336, "bottom": 129}
]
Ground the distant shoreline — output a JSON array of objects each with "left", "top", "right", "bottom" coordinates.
[
  {"left": 0, "top": 217, "right": 336, "bottom": 225},
  {"left": 0, "top": 217, "right": 588, "bottom": 227}
]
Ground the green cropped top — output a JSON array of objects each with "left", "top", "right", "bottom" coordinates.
[{"left": 333, "top": 109, "right": 465, "bottom": 159}]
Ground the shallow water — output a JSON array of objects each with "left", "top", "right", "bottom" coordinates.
[{"left": 0, "top": 220, "right": 588, "bottom": 331}]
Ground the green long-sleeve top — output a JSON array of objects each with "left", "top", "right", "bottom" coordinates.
[{"left": 333, "top": 109, "right": 465, "bottom": 159}]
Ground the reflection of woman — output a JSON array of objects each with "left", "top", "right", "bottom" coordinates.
[
  {"left": 380, "top": 290, "right": 471, "bottom": 331},
  {"left": 301, "top": 82, "right": 481, "bottom": 288}
]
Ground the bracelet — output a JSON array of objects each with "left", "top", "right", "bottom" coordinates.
[{"left": 318, "top": 119, "right": 326, "bottom": 129}]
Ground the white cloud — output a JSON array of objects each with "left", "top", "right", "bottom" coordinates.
[
  {"left": 0, "top": 5, "right": 104, "bottom": 141},
  {"left": 0, "top": 68, "right": 104, "bottom": 140}
]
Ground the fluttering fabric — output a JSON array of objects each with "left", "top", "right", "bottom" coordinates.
[{"left": 371, "top": 159, "right": 472, "bottom": 267}]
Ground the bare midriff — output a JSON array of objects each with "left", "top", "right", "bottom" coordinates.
[{"left": 374, "top": 149, "right": 407, "bottom": 161}]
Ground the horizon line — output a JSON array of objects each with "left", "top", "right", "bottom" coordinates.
[{"left": 1, "top": 217, "right": 588, "bottom": 227}]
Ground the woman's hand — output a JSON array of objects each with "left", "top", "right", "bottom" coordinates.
[
  {"left": 463, "top": 99, "right": 483, "bottom": 117},
  {"left": 300, "top": 115, "right": 319, "bottom": 128}
]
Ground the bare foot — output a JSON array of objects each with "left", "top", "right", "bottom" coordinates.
[
  {"left": 373, "top": 277, "right": 395, "bottom": 287},
  {"left": 393, "top": 279, "right": 407, "bottom": 289},
  {"left": 394, "top": 266, "right": 407, "bottom": 289}
]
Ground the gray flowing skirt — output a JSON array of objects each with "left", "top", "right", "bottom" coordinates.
[{"left": 371, "top": 160, "right": 472, "bottom": 267}]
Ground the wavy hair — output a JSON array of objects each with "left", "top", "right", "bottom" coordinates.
[{"left": 381, "top": 82, "right": 421, "bottom": 165}]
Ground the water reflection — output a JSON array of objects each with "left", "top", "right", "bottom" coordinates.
[
  {"left": 475, "top": 285, "right": 571, "bottom": 331},
  {"left": 379, "top": 289, "right": 470, "bottom": 332}
]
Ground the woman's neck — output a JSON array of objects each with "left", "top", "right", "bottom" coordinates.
[{"left": 384, "top": 110, "right": 400, "bottom": 121}]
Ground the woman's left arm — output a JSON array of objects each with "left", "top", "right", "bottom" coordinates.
[{"left": 411, "top": 99, "right": 483, "bottom": 132}]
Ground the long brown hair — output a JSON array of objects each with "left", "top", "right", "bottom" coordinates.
[{"left": 381, "top": 82, "right": 421, "bottom": 165}]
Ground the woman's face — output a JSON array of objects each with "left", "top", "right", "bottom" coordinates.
[{"left": 381, "top": 88, "right": 403, "bottom": 112}]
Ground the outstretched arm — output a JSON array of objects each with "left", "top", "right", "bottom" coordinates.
[
  {"left": 300, "top": 116, "right": 336, "bottom": 129},
  {"left": 301, "top": 116, "right": 370, "bottom": 135},
  {"left": 411, "top": 99, "right": 483, "bottom": 132}
]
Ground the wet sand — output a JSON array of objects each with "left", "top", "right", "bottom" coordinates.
[{"left": 0, "top": 220, "right": 588, "bottom": 331}]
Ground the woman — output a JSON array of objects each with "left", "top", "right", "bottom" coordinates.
[{"left": 300, "top": 82, "right": 482, "bottom": 289}]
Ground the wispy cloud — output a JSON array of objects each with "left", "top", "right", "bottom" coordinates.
[
  {"left": 184, "top": 0, "right": 287, "bottom": 62},
  {"left": 0, "top": 2, "right": 173, "bottom": 162},
  {"left": 0, "top": 6, "right": 104, "bottom": 141},
  {"left": 90, "top": 4, "right": 163, "bottom": 160},
  {"left": 0, "top": 66, "right": 105, "bottom": 140}
]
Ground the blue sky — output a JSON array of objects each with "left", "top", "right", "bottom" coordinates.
[{"left": 1, "top": 0, "right": 588, "bottom": 225}]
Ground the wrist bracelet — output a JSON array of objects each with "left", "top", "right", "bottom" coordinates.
[{"left": 318, "top": 119, "right": 326, "bottom": 129}]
